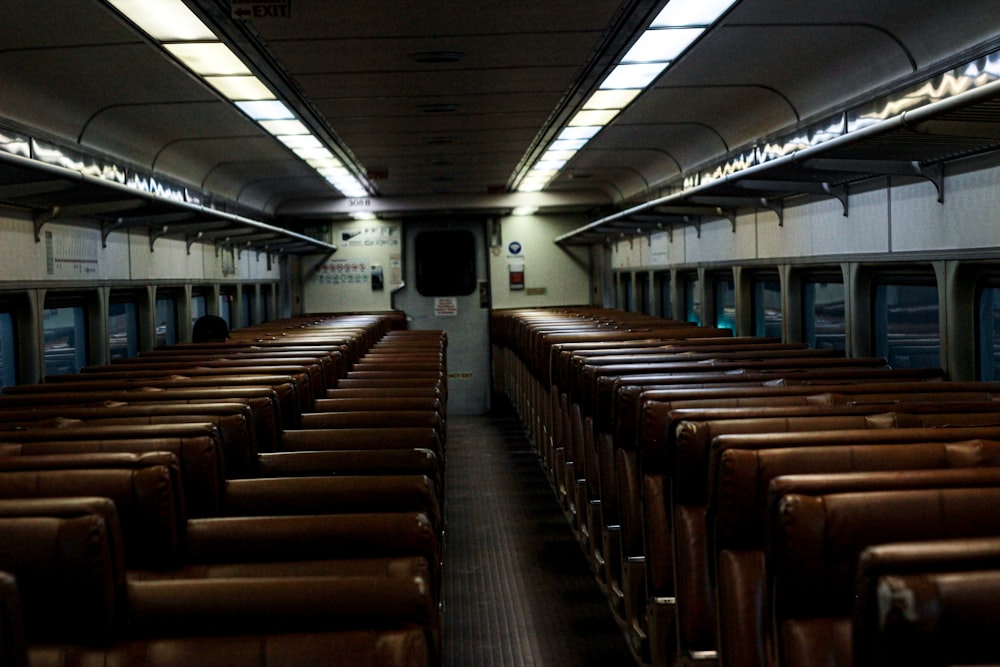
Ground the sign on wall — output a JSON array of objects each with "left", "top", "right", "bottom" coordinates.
[
  {"left": 314, "top": 259, "right": 370, "bottom": 285},
  {"left": 45, "top": 229, "right": 98, "bottom": 278},
  {"left": 434, "top": 297, "right": 458, "bottom": 317},
  {"left": 339, "top": 225, "right": 401, "bottom": 249}
]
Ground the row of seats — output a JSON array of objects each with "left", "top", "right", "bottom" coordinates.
[
  {"left": 491, "top": 306, "right": 1000, "bottom": 667},
  {"left": 0, "top": 312, "right": 448, "bottom": 667}
]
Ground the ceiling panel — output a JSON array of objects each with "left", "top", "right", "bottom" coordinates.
[{"left": 1, "top": 0, "right": 998, "bottom": 231}]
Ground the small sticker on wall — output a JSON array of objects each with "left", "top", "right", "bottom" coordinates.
[{"left": 434, "top": 297, "right": 458, "bottom": 317}]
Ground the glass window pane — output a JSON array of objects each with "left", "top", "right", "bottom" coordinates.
[
  {"left": 657, "top": 273, "right": 672, "bottom": 319},
  {"left": 242, "top": 287, "right": 255, "bottom": 326},
  {"left": 44, "top": 305, "right": 87, "bottom": 376},
  {"left": 415, "top": 230, "right": 477, "bottom": 297},
  {"left": 622, "top": 274, "right": 633, "bottom": 311},
  {"left": 874, "top": 282, "right": 939, "bottom": 369},
  {"left": 714, "top": 274, "right": 735, "bottom": 334},
  {"left": 262, "top": 287, "right": 273, "bottom": 322},
  {"left": 636, "top": 273, "right": 650, "bottom": 314},
  {"left": 191, "top": 294, "right": 207, "bottom": 329},
  {"left": 684, "top": 275, "right": 701, "bottom": 325},
  {"left": 0, "top": 312, "right": 16, "bottom": 388},
  {"left": 753, "top": 278, "right": 782, "bottom": 338},
  {"left": 219, "top": 292, "right": 233, "bottom": 329},
  {"left": 156, "top": 296, "right": 178, "bottom": 347},
  {"left": 803, "top": 280, "right": 845, "bottom": 351},
  {"left": 108, "top": 301, "right": 139, "bottom": 360},
  {"left": 978, "top": 286, "right": 1000, "bottom": 380}
]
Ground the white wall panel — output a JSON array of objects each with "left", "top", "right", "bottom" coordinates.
[
  {"left": 891, "top": 166, "right": 1000, "bottom": 252},
  {"left": 490, "top": 214, "right": 591, "bottom": 309}
]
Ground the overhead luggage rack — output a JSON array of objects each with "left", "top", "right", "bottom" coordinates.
[
  {"left": 0, "top": 125, "right": 336, "bottom": 257},
  {"left": 556, "top": 56, "right": 1000, "bottom": 245}
]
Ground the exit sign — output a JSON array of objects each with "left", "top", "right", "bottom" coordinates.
[{"left": 232, "top": 0, "right": 290, "bottom": 18}]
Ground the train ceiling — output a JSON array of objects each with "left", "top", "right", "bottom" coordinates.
[{"left": 1, "top": 0, "right": 1000, "bottom": 250}]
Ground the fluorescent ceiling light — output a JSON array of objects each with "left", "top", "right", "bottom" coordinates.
[
  {"left": 292, "top": 146, "right": 335, "bottom": 160},
  {"left": 164, "top": 42, "right": 251, "bottom": 76},
  {"left": 549, "top": 139, "right": 588, "bottom": 151},
  {"left": 330, "top": 180, "right": 368, "bottom": 197},
  {"left": 317, "top": 166, "right": 350, "bottom": 178},
  {"left": 205, "top": 75, "right": 275, "bottom": 101},
  {"left": 103, "top": 0, "right": 370, "bottom": 201},
  {"left": 277, "top": 134, "right": 324, "bottom": 150},
  {"left": 569, "top": 109, "right": 620, "bottom": 127},
  {"left": 259, "top": 119, "right": 311, "bottom": 135},
  {"left": 541, "top": 150, "right": 578, "bottom": 161},
  {"left": 512, "top": 207, "right": 538, "bottom": 216},
  {"left": 651, "top": 0, "right": 738, "bottom": 27},
  {"left": 105, "top": 0, "right": 215, "bottom": 41},
  {"left": 583, "top": 89, "right": 641, "bottom": 110},
  {"left": 558, "top": 126, "right": 601, "bottom": 141},
  {"left": 307, "top": 157, "right": 346, "bottom": 170},
  {"left": 600, "top": 62, "right": 669, "bottom": 90},
  {"left": 513, "top": 0, "right": 736, "bottom": 194},
  {"left": 622, "top": 28, "right": 702, "bottom": 63},
  {"left": 534, "top": 159, "right": 567, "bottom": 171},
  {"left": 235, "top": 100, "right": 295, "bottom": 120},
  {"left": 351, "top": 212, "right": 377, "bottom": 220}
]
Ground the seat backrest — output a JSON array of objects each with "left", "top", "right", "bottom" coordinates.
[
  {"left": 867, "top": 569, "right": 1000, "bottom": 667},
  {"left": 0, "top": 571, "right": 25, "bottom": 667},
  {"left": 855, "top": 537, "right": 1000, "bottom": 667},
  {"left": 769, "top": 470, "right": 1000, "bottom": 667},
  {"left": 0, "top": 453, "right": 185, "bottom": 569},
  {"left": 0, "top": 436, "right": 223, "bottom": 518},
  {"left": 0, "top": 512, "right": 119, "bottom": 643}
]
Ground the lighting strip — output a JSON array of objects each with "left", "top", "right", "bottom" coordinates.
[
  {"left": 516, "top": 0, "right": 738, "bottom": 192},
  {"left": 103, "top": 0, "right": 369, "bottom": 198}
]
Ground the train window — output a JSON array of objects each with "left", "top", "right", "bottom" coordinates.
[
  {"left": 242, "top": 286, "right": 256, "bottom": 326},
  {"left": 261, "top": 285, "right": 274, "bottom": 321},
  {"left": 752, "top": 275, "right": 782, "bottom": 338},
  {"left": 155, "top": 295, "right": 179, "bottom": 347},
  {"left": 43, "top": 304, "right": 87, "bottom": 376},
  {"left": 713, "top": 273, "right": 735, "bottom": 334},
  {"left": 803, "top": 278, "right": 846, "bottom": 351},
  {"left": 219, "top": 289, "right": 235, "bottom": 329},
  {"left": 108, "top": 299, "right": 139, "bottom": 360},
  {"left": 0, "top": 311, "right": 16, "bottom": 388},
  {"left": 683, "top": 273, "right": 701, "bottom": 325},
  {"left": 976, "top": 284, "right": 1000, "bottom": 380},
  {"left": 415, "top": 230, "right": 477, "bottom": 297},
  {"left": 618, "top": 273, "right": 633, "bottom": 311},
  {"left": 191, "top": 293, "right": 208, "bottom": 327},
  {"left": 635, "top": 272, "right": 650, "bottom": 314},
  {"left": 656, "top": 272, "right": 672, "bottom": 319},
  {"left": 873, "top": 280, "right": 940, "bottom": 369}
]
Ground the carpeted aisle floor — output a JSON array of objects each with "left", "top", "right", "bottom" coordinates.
[{"left": 442, "top": 405, "right": 635, "bottom": 666}]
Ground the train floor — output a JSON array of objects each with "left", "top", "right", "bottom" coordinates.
[{"left": 442, "top": 401, "right": 635, "bottom": 666}]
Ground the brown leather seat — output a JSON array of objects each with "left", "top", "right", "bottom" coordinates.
[
  {"left": 768, "top": 468, "right": 1000, "bottom": 667},
  {"left": 855, "top": 536, "right": 1000, "bottom": 667},
  {"left": 711, "top": 438, "right": 1000, "bottom": 667},
  {"left": 0, "top": 453, "right": 443, "bottom": 569},
  {"left": 0, "top": 502, "right": 438, "bottom": 666}
]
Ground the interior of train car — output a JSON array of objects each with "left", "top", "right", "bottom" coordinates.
[{"left": 2, "top": 0, "right": 1000, "bottom": 665}]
